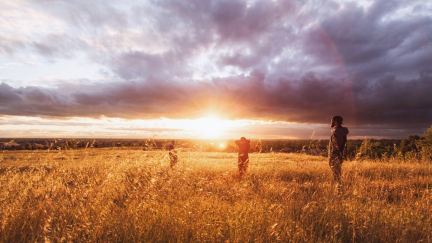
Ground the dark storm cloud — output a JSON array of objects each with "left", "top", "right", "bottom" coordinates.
[
  {"left": 0, "top": 83, "right": 71, "bottom": 116},
  {"left": 1, "top": 71, "right": 431, "bottom": 129},
  {"left": 1, "top": 0, "right": 432, "bottom": 136},
  {"left": 304, "top": 0, "right": 432, "bottom": 79},
  {"left": 152, "top": 0, "right": 292, "bottom": 41},
  {"left": 110, "top": 51, "right": 185, "bottom": 81}
]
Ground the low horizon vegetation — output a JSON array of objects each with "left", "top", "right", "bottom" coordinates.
[{"left": 2, "top": 125, "right": 432, "bottom": 164}]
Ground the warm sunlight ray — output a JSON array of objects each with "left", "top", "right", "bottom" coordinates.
[{"left": 184, "top": 115, "right": 229, "bottom": 139}]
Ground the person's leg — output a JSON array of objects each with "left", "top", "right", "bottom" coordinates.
[
  {"left": 169, "top": 151, "right": 177, "bottom": 167},
  {"left": 335, "top": 162, "right": 342, "bottom": 193},
  {"left": 329, "top": 154, "right": 342, "bottom": 184},
  {"left": 238, "top": 156, "right": 243, "bottom": 176},
  {"left": 244, "top": 155, "right": 249, "bottom": 174},
  {"left": 333, "top": 162, "right": 342, "bottom": 184},
  {"left": 238, "top": 155, "right": 247, "bottom": 177}
]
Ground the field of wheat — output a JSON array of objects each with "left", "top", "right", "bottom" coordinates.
[{"left": 0, "top": 149, "right": 431, "bottom": 242}]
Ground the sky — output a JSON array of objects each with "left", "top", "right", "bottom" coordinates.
[{"left": 0, "top": 0, "right": 431, "bottom": 139}]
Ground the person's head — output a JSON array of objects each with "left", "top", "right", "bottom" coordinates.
[
  {"left": 331, "top": 116, "right": 343, "bottom": 127},
  {"left": 240, "top": 137, "right": 246, "bottom": 141}
]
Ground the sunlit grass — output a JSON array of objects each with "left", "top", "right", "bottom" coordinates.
[{"left": 0, "top": 150, "right": 431, "bottom": 242}]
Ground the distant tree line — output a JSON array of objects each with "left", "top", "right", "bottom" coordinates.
[
  {"left": 1, "top": 125, "right": 431, "bottom": 162},
  {"left": 354, "top": 126, "right": 432, "bottom": 162}
]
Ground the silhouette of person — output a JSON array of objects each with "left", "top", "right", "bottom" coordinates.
[
  {"left": 255, "top": 139, "right": 263, "bottom": 153},
  {"left": 235, "top": 137, "right": 250, "bottom": 177},
  {"left": 167, "top": 140, "right": 178, "bottom": 167},
  {"left": 329, "top": 116, "right": 349, "bottom": 189}
]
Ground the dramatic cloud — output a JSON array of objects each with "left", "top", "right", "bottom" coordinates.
[
  {"left": 1, "top": 0, "right": 432, "bottom": 137},
  {"left": 1, "top": 72, "right": 431, "bottom": 127}
]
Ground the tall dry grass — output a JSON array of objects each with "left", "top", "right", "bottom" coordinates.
[{"left": 0, "top": 149, "right": 431, "bottom": 242}]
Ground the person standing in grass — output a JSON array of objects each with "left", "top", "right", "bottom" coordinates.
[
  {"left": 167, "top": 140, "right": 178, "bottom": 168},
  {"left": 235, "top": 137, "right": 250, "bottom": 177},
  {"left": 329, "top": 116, "right": 349, "bottom": 188}
]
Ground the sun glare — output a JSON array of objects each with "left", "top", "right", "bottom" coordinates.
[
  {"left": 187, "top": 115, "right": 228, "bottom": 139},
  {"left": 218, "top": 142, "right": 227, "bottom": 149}
]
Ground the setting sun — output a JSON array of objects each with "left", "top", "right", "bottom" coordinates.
[
  {"left": 217, "top": 142, "right": 227, "bottom": 149},
  {"left": 186, "top": 115, "right": 228, "bottom": 139}
]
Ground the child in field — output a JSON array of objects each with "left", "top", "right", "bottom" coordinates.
[
  {"left": 235, "top": 137, "right": 250, "bottom": 177},
  {"left": 328, "top": 116, "right": 349, "bottom": 189},
  {"left": 167, "top": 140, "right": 178, "bottom": 168}
]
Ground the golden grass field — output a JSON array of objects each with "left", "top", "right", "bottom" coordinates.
[{"left": 0, "top": 149, "right": 431, "bottom": 242}]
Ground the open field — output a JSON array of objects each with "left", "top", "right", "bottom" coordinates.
[{"left": 0, "top": 150, "right": 431, "bottom": 242}]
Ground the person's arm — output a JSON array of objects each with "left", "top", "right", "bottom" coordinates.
[
  {"left": 332, "top": 130, "right": 342, "bottom": 152},
  {"left": 336, "top": 136, "right": 345, "bottom": 154},
  {"left": 343, "top": 128, "right": 349, "bottom": 154}
]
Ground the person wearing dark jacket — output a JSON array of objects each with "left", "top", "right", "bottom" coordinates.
[
  {"left": 235, "top": 137, "right": 250, "bottom": 177},
  {"left": 167, "top": 140, "right": 178, "bottom": 168},
  {"left": 329, "top": 116, "right": 349, "bottom": 188}
]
